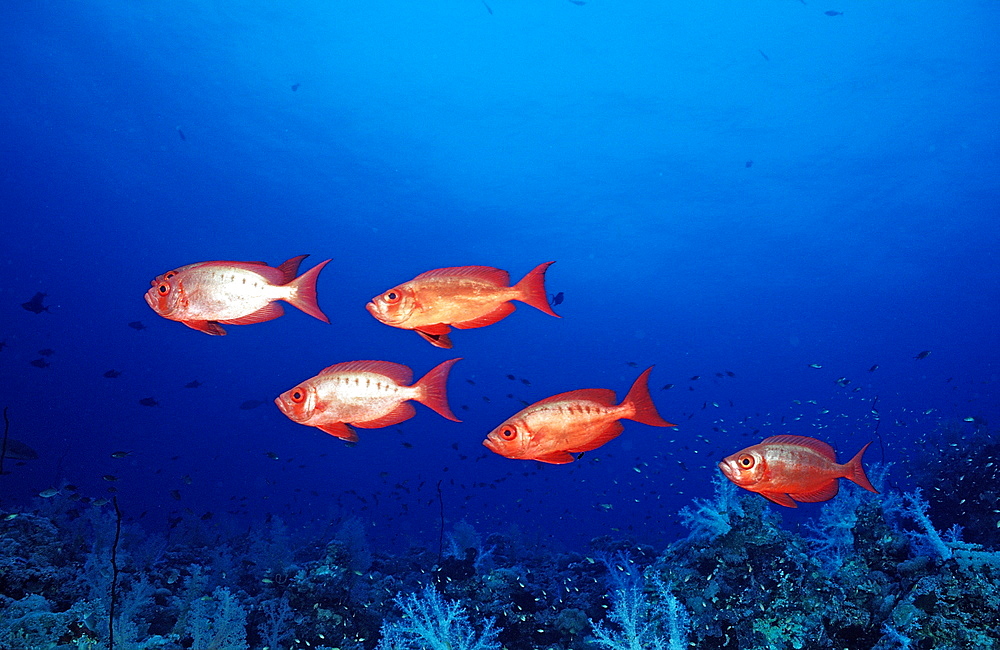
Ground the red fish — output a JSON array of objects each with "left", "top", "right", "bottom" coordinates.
[
  {"left": 274, "top": 358, "right": 461, "bottom": 442},
  {"left": 483, "top": 367, "right": 675, "bottom": 464},
  {"left": 366, "top": 262, "right": 559, "bottom": 348},
  {"left": 145, "top": 255, "right": 330, "bottom": 335},
  {"left": 718, "top": 435, "right": 877, "bottom": 507}
]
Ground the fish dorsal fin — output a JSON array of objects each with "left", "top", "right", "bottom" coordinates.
[
  {"left": 760, "top": 435, "right": 836, "bottom": 461},
  {"left": 788, "top": 480, "right": 840, "bottom": 504},
  {"left": 196, "top": 260, "right": 285, "bottom": 284},
  {"left": 414, "top": 265, "right": 510, "bottom": 287},
  {"left": 275, "top": 254, "right": 309, "bottom": 283},
  {"left": 319, "top": 360, "right": 413, "bottom": 385},
  {"left": 532, "top": 388, "right": 617, "bottom": 409}
]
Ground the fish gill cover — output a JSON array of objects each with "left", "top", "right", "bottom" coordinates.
[{"left": 0, "top": 1, "right": 998, "bottom": 649}]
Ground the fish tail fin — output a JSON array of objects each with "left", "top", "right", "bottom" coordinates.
[
  {"left": 414, "top": 358, "right": 462, "bottom": 422},
  {"left": 844, "top": 442, "right": 878, "bottom": 493},
  {"left": 513, "top": 261, "right": 560, "bottom": 317},
  {"left": 286, "top": 259, "right": 331, "bottom": 323},
  {"left": 623, "top": 367, "right": 675, "bottom": 427}
]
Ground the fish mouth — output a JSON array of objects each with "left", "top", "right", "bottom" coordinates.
[
  {"left": 365, "top": 301, "right": 384, "bottom": 320},
  {"left": 143, "top": 288, "right": 157, "bottom": 312},
  {"left": 483, "top": 436, "right": 499, "bottom": 454},
  {"left": 718, "top": 461, "right": 734, "bottom": 480}
]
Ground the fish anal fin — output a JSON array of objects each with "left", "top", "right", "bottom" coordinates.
[
  {"left": 760, "top": 491, "right": 798, "bottom": 508},
  {"left": 352, "top": 402, "right": 416, "bottom": 429},
  {"left": 565, "top": 421, "right": 624, "bottom": 453},
  {"left": 218, "top": 302, "right": 284, "bottom": 325},
  {"left": 416, "top": 329, "right": 453, "bottom": 348},
  {"left": 788, "top": 480, "right": 839, "bottom": 503},
  {"left": 183, "top": 320, "right": 227, "bottom": 336},
  {"left": 533, "top": 451, "right": 576, "bottom": 464},
  {"left": 415, "top": 265, "right": 510, "bottom": 286},
  {"left": 452, "top": 303, "right": 515, "bottom": 330},
  {"left": 320, "top": 360, "right": 412, "bottom": 385},
  {"left": 317, "top": 421, "right": 358, "bottom": 442},
  {"left": 760, "top": 435, "right": 836, "bottom": 462}
]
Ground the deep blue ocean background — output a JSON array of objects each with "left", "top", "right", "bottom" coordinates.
[{"left": 1, "top": 2, "right": 999, "bottom": 648}]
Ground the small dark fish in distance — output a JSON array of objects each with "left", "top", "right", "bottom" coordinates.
[
  {"left": 824, "top": 10, "right": 843, "bottom": 16},
  {"left": 745, "top": 160, "right": 753, "bottom": 168},
  {"left": 176, "top": 127, "right": 186, "bottom": 141},
  {"left": 22, "top": 292, "right": 49, "bottom": 314},
  {"left": 30, "top": 359, "right": 50, "bottom": 368},
  {"left": 104, "top": 369, "right": 122, "bottom": 378},
  {"left": 520, "top": 378, "right": 531, "bottom": 385},
  {"left": 868, "top": 364, "right": 879, "bottom": 372},
  {"left": 661, "top": 384, "right": 674, "bottom": 390},
  {"left": 835, "top": 377, "right": 851, "bottom": 387},
  {"left": 38, "top": 349, "right": 54, "bottom": 356},
  {"left": 128, "top": 321, "right": 147, "bottom": 331},
  {"left": 102, "top": 475, "right": 118, "bottom": 482},
  {"left": 726, "top": 370, "right": 736, "bottom": 377},
  {"left": 139, "top": 397, "right": 159, "bottom": 407},
  {"left": 481, "top": 0, "right": 492, "bottom": 14},
  {"left": 265, "top": 451, "right": 280, "bottom": 460},
  {"left": 0, "top": 340, "right": 6, "bottom": 351},
  {"left": 626, "top": 361, "right": 639, "bottom": 368},
  {"left": 111, "top": 451, "right": 132, "bottom": 458},
  {"left": 913, "top": 350, "right": 931, "bottom": 360},
  {"left": 291, "top": 83, "right": 300, "bottom": 91},
  {"left": 240, "top": 399, "right": 265, "bottom": 410},
  {"left": 758, "top": 50, "right": 769, "bottom": 62},
  {"left": 690, "top": 375, "right": 700, "bottom": 381},
  {"left": 5, "top": 439, "right": 39, "bottom": 460},
  {"left": 507, "top": 374, "right": 516, "bottom": 380},
  {"left": 170, "top": 490, "right": 182, "bottom": 500},
  {"left": 185, "top": 380, "right": 202, "bottom": 388},
  {"left": 551, "top": 291, "right": 564, "bottom": 306}
]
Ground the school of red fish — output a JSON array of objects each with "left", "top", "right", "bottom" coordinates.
[{"left": 146, "top": 255, "right": 877, "bottom": 506}]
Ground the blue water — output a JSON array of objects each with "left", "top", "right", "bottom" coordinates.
[{"left": 1, "top": 1, "right": 998, "bottom": 648}]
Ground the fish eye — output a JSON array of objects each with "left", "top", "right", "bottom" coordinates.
[
  {"left": 290, "top": 389, "right": 305, "bottom": 403},
  {"left": 157, "top": 283, "right": 169, "bottom": 294},
  {"left": 499, "top": 426, "right": 516, "bottom": 440},
  {"left": 738, "top": 454, "right": 755, "bottom": 469},
  {"left": 384, "top": 291, "right": 400, "bottom": 303}
]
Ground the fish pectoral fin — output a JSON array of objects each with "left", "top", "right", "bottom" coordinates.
[
  {"left": 760, "top": 491, "right": 798, "bottom": 508},
  {"left": 533, "top": 451, "right": 577, "bottom": 464},
  {"left": 565, "top": 421, "right": 624, "bottom": 453},
  {"left": 416, "top": 329, "right": 453, "bottom": 348},
  {"left": 352, "top": 403, "right": 416, "bottom": 429},
  {"left": 218, "top": 303, "right": 284, "bottom": 325},
  {"left": 182, "top": 320, "right": 227, "bottom": 336},
  {"left": 316, "top": 422, "right": 359, "bottom": 443},
  {"left": 788, "top": 480, "right": 839, "bottom": 503},
  {"left": 451, "top": 302, "right": 516, "bottom": 330}
]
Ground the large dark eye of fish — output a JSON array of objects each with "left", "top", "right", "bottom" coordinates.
[
  {"left": 384, "top": 290, "right": 400, "bottom": 303},
  {"left": 738, "top": 454, "right": 755, "bottom": 469},
  {"left": 290, "top": 389, "right": 306, "bottom": 403},
  {"left": 157, "top": 283, "right": 170, "bottom": 294},
  {"left": 499, "top": 426, "right": 516, "bottom": 440}
]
